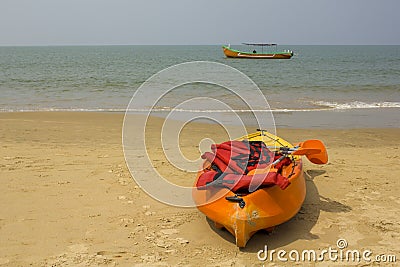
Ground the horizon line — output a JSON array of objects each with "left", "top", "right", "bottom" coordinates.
[{"left": 0, "top": 43, "right": 399, "bottom": 47}]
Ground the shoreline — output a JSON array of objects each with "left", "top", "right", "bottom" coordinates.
[
  {"left": 0, "top": 109, "right": 399, "bottom": 129},
  {"left": 0, "top": 111, "right": 399, "bottom": 266}
]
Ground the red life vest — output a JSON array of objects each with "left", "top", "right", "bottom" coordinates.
[{"left": 196, "top": 140, "right": 291, "bottom": 192}]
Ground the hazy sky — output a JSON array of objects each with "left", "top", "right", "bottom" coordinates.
[{"left": 0, "top": 0, "right": 399, "bottom": 45}]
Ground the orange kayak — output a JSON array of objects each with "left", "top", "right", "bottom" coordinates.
[{"left": 192, "top": 130, "right": 306, "bottom": 247}]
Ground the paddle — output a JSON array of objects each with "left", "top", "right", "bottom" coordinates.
[
  {"left": 268, "top": 139, "right": 328, "bottom": 165},
  {"left": 293, "top": 139, "right": 328, "bottom": 164}
]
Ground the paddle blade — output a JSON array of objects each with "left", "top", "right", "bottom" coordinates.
[
  {"left": 292, "top": 148, "right": 321, "bottom": 156},
  {"left": 298, "top": 140, "right": 328, "bottom": 164}
]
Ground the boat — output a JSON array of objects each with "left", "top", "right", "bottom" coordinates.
[
  {"left": 222, "top": 43, "right": 293, "bottom": 59},
  {"left": 192, "top": 129, "right": 327, "bottom": 247}
]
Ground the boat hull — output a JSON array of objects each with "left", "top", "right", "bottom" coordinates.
[
  {"left": 223, "top": 46, "right": 293, "bottom": 59},
  {"left": 193, "top": 131, "right": 306, "bottom": 247}
]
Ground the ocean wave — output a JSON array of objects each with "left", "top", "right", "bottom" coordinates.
[
  {"left": 0, "top": 108, "right": 127, "bottom": 113},
  {"left": 313, "top": 101, "right": 400, "bottom": 109},
  {"left": 0, "top": 107, "right": 324, "bottom": 113},
  {"left": 1, "top": 101, "right": 399, "bottom": 113}
]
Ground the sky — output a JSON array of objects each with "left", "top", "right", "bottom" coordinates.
[{"left": 0, "top": 0, "right": 399, "bottom": 46}]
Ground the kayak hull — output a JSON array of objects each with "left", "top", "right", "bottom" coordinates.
[{"left": 192, "top": 131, "right": 306, "bottom": 247}]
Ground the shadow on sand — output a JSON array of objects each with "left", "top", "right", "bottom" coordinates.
[{"left": 205, "top": 169, "right": 351, "bottom": 252}]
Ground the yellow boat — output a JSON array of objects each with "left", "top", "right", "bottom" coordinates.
[
  {"left": 192, "top": 130, "right": 327, "bottom": 247},
  {"left": 223, "top": 43, "right": 293, "bottom": 59}
]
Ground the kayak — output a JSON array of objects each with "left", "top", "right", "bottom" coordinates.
[{"left": 192, "top": 130, "right": 327, "bottom": 247}]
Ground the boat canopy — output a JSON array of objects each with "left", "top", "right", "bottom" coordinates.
[{"left": 242, "top": 43, "right": 277, "bottom": 46}]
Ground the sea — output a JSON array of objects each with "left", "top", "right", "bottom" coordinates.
[{"left": 0, "top": 45, "right": 399, "bottom": 128}]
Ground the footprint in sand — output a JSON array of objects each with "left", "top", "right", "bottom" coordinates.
[
  {"left": 0, "top": 258, "right": 10, "bottom": 265},
  {"left": 96, "top": 251, "right": 128, "bottom": 258},
  {"left": 68, "top": 243, "right": 88, "bottom": 254}
]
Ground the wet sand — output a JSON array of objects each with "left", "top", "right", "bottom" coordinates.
[{"left": 0, "top": 112, "right": 399, "bottom": 266}]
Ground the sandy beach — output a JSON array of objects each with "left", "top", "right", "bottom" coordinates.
[{"left": 0, "top": 111, "right": 399, "bottom": 266}]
